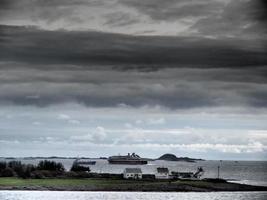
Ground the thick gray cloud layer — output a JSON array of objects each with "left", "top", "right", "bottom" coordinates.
[
  {"left": 0, "top": 25, "right": 266, "bottom": 67},
  {"left": 0, "top": 1, "right": 266, "bottom": 114},
  {"left": 0, "top": 63, "right": 267, "bottom": 109},
  {"left": 0, "top": 24, "right": 267, "bottom": 109}
]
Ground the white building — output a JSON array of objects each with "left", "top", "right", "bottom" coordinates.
[
  {"left": 155, "top": 167, "right": 169, "bottom": 179},
  {"left": 123, "top": 168, "right": 142, "bottom": 179}
]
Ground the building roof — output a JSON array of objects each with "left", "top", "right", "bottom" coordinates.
[
  {"left": 124, "top": 168, "right": 142, "bottom": 173},
  {"left": 157, "top": 167, "right": 169, "bottom": 173}
]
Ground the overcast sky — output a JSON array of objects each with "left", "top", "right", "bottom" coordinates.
[{"left": 0, "top": 0, "right": 267, "bottom": 160}]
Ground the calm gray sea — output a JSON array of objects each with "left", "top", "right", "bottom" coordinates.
[
  {"left": 2, "top": 158, "right": 266, "bottom": 186},
  {"left": 1, "top": 159, "right": 267, "bottom": 199},
  {"left": 0, "top": 191, "right": 267, "bottom": 200}
]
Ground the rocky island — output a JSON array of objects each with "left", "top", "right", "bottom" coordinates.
[{"left": 157, "top": 154, "right": 204, "bottom": 162}]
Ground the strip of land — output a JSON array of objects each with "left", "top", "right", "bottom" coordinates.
[{"left": 0, "top": 178, "right": 266, "bottom": 192}]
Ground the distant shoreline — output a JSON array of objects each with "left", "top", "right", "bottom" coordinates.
[
  {"left": 0, "top": 178, "right": 267, "bottom": 192},
  {"left": 2, "top": 157, "right": 267, "bottom": 162}
]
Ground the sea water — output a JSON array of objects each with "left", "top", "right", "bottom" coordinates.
[{"left": 0, "top": 191, "right": 266, "bottom": 200}]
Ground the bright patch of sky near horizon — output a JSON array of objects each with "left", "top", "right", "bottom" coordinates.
[{"left": 0, "top": 103, "right": 267, "bottom": 160}]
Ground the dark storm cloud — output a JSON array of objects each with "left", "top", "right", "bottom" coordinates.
[
  {"left": 0, "top": 81, "right": 215, "bottom": 108},
  {"left": 0, "top": 0, "right": 266, "bottom": 110},
  {"left": 0, "top": 64, "right": 267, "bottom": 109},
  {"left": 0, "top": 24, "right": 266, "bottom": 109},
  {"left": 0, "top": 25, "right": 266, "bottom": 68}
]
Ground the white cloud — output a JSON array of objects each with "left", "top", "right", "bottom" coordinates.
[
  {"left": 147, "top": 117, "right": 166, "bottom": 125},
  {"left": 57, "top": 113, "right": 80, "bottom": 125},
  {"left": 248, "top": 130, "right": 267, "bottom": 139},
  {"left": 70, "top": 134, "right": 93, "bottom": 141},
  {"left": 33, "top": 121, "right": 42, "bottom": 126},
  {"left": 124, "top": 123, "right": 133, "bottom": 128},
  {"left": 133, "top": 118, "right": 166, "bottom": 127},
  {"left": 93, "top": 126, "right": 107, "bottom": 141},
  {"left": 107, "top": 142, "right": 267, "bottom": 154},
  {"left": 179, "top": 142, "right": 266, "bottom": 153},
  {"left": 70, "top": 126, "right": 107, "bottom": 142},
  {"left": 57, "top": 114, "right": 71, "bottom": 120},
  {"left": 135, "top": 120, "right": 143, "bottom": 125},
  {"left": 68, "top": 119, "right": 81, "bottom": 124},
  {"left": 1, "top": 103, "right": 267, "bottom": 159}
]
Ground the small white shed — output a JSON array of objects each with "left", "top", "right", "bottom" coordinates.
[
  {"left": 155, "top": 167, "right": 169, "bottom": 179},
  {"left": 123, "top": 168, "right": 142, "bottom": 179}
]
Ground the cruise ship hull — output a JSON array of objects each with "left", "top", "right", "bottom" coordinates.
[
  {"left": 108, "top": 153, "right": 148, "bottom": 165},
  {"left": 108, "top": 159, "right": 148, "bottom": 165}
]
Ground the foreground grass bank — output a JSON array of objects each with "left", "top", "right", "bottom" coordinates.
[{"left": 0, "top": 177, "right": 267, "bottom": 192}]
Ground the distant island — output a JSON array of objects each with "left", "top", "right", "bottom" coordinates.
[
  {"left": 157, "top": 154, "right": 204, "bottom": 162},
  {"left": 1, "top": 154, "right": 204, "bottom": 162}
]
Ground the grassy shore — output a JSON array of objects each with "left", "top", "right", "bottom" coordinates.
[{"left": 0, "top": 177, "right": 267, "bottom": 192}]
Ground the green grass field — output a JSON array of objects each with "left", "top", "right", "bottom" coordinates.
[
  {"left": 0, "top": 177, "right": 96, "bottom": 187},
  {"left": 0, "top": 177, "right": 228, "bottom": 189},
  {"left": 0, "top": 177, "right": 162, "bottom": 187},
  {"left": 0, "top": 177, "right": 265, "bottom": 192}
]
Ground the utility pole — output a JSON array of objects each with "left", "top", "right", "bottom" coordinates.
[{"left": 217, "top": 165, "right": 220, "bottom": 179}]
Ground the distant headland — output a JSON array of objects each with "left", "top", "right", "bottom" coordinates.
[{"left": 157, "top": 154, "right": 205, "bottom": 162}]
